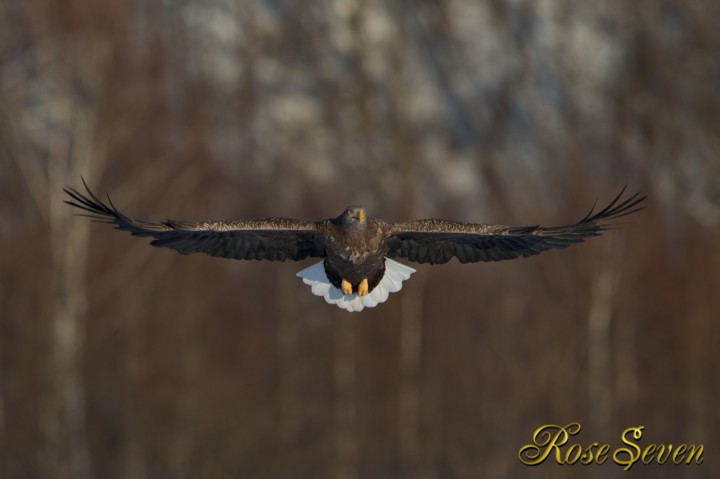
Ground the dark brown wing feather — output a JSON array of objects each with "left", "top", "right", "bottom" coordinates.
[
  {"left": 385, "top": 187, "right": 646, "bottom": 265},
  {"left": 64, "top": 180, "right": 326, "bottom": 261}
]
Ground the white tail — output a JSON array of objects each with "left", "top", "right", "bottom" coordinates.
[{"left": 296, "top": 258, "right": 416, "bottom": 312}]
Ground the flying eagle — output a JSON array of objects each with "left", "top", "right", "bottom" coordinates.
[{"left": 64, "top": 181, "right": 645, "bottom": 312}]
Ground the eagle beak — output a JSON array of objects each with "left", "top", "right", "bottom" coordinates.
[{"left": 356, "top": 210, "right": 364, "bottom": 222}]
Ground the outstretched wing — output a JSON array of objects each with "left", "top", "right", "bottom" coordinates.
[
  {"left": 64, "top": 181, "right": 326, "bottom": 261},
  {"left": 385, "top": 188, "right": 645, "bottom": 265}
]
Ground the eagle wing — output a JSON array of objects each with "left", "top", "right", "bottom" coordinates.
[
  {"left": 64, "top": 181, "right": 326, "bottom": 261},
  {"left": 384, "top": 188, "right": 645, "bottom": 265}
]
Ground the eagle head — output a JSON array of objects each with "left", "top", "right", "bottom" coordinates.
[{"left": 339, "top": 205, "right": 366, "bottom": 226}]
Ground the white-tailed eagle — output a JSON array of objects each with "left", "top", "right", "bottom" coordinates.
[{"left": 64, "top": 181, "right": 645, "bottom": 312}]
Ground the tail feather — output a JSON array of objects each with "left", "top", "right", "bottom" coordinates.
[{"left": 296, "top": 258, "right": 416, "bottom": 312}]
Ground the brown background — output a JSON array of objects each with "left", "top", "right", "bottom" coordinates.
[{"left": 1, "top": 1, "right": 718, "bottom": 478}]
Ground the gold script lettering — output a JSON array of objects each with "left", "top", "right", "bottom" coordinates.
[
  {"left": 656, "top": 444, "right": 671, "bottom": 464},
  {"left": 613, "top": 426, "right": 643, "bottom": 471},
  {"left": 672, "top": 444, "right": 687, "bottom": 465},
  {"left": 595, "top": 443, "right": 610, "bottom": 464},
  {"left": 641, "top": 444, "right": 656, "bottom": 464},
  {"left": 518, "top": 423, "right": 581, "bottom": 466},
  {"left": 519, "top": 424, "right": 703, "bottom": 468},
  {"left": 684, "top": 444, "right": 704, "bottom": 465}
]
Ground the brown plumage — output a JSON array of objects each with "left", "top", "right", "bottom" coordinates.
[{"left": 64, "top": 180, "right": 645, "bottom": 311}]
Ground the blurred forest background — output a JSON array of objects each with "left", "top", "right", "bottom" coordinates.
[{"left": 1, "top": 0, "right": 719, "bottom": 478}]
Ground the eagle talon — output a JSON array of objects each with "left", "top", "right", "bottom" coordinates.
[
  {"left": 341, "top": 279, "right": 353, "bottom": 295},
  {"left": 358, "top": 278, "right": 369, "bottom": 296}
]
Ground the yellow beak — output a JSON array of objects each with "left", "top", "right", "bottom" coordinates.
[{"left": 356, "top": 210, "right": 364, "bottom": 222}]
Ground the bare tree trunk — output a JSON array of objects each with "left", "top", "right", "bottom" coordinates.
[
  {"left": 0, "top": 286, "right": 5, "bottom": 436},
  {"left": 43, "top": 110, "right": 97, "bottom": 479},
  {"left": 614, "top": 307, "right": 638, "bottom": 407},
  {"left": 398, "top": 274, "right": 425, "bottom": 479},
  {"left": 685, "top": 281, "right": 711, "bottom": 451},
  {"left": 276, "top": 271, "right": 302, "bottom": 478},
  {"left": 586, "top": 243, "right": 618, "bottom": 433},
  {"left": 116, "top": 163, "right": 205, "bottom": 479},
  {"left": 334, "top": 318, "right": 357, "bottom": 479},
  {"left": 120, "top": 293, "right": 148, "bottom": 479}
]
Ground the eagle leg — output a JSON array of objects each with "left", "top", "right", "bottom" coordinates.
[
  {"left": 341, "top": 279, "right": 353, "bottom": 295},
  {"left": 358, "top": 278, "right": 369, "bottom": 296}
]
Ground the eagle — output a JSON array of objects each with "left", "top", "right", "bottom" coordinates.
[{"left": 64, "top": 181, "right": 645, "bottom": 312}]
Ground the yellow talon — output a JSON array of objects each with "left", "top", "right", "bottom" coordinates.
[
  {"left": 341, "top": 279, "right": 353, "bottom": 295},
  {"left": 358, "top": 278, "right": 369, "bottom": 296}
]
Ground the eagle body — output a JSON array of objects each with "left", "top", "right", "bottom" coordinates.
[
  {"left": 321, "top": 217, "right": 388, "bottom": 293},
  {"left": 64, "top": 181, "right": 645, "bottom": 312}
]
